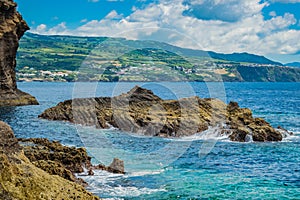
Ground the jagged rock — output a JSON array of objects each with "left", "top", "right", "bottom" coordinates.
[
  {"left": 39, "top": 86, "right": 291, "bottom": 142},
  {"left": 226, "top": 102, "right": 283, "bottom": 142},
  {"left": 18, "top": 138, "right": 93, "bottom": 174},
  {"left": 108, "top": 158, "right": 125, "bottom": 174},
  {"left": 0, "top": 0, "right": 38, "bottom": 106},
  {"left": 91, "top": 158, "right": 125, "bottom": 174},
  {"left": 0, "top": 121, "right": 99, "bottom": 200}
]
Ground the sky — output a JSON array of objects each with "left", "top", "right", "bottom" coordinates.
[{"left": 15, "top": 0, "right": 300, "bottom": 64}]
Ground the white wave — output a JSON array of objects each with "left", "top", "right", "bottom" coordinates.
[
  {"left": 282, "top": 132, "right": 300, "bottom": 142},
  {"left": 244, "top": 134, "right": 253, "bottom": 143},
  {"left": 78, "top": 170, "right": 165, "bottom": 198},
  {"left": 126, "top": 169, "right": 165, "bottom": 177},
  {"left": 106, "top": 122, "right": 119, "bottom": 130},
  {"left": 178, "top": 126, "right": 229, "bottom": 141},
  {"left": 97, "top": 185, "right": 166, "bottom": 198}
]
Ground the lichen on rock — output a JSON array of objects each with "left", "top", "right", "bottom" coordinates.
[{"left": 0, "top": 121, "right": 99, "bottom": 200}]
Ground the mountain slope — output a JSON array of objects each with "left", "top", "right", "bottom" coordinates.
[
  {"left": 285, "top": 62, "right": 300, "bottom": 68},
  {"left": 16, "top": 33, "right": 300, "bottom": 82},
  {"left": 208, "top": 52, "right": 282, "bottom": 65}
]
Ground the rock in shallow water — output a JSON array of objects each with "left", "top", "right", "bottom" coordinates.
[
  {"left": 39, "top": 86, "right": 291, "bottom": 142},
  {"left": 108, "top": 158, "right": 125, "bottom": 174}
]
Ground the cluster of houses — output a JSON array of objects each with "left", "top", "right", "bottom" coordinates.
[{"left": 17, "top": 67, "right": 75, "bottom": 82}]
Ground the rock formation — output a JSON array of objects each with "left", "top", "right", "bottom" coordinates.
[
  {"left": 18, "top": 138, "right": 93, "bottom": 184},
  {"left": 0, "top": 121, "right": 99, "bottom": 200},
  {"left": 39, "top": 86, "right": 291, "bottom": 142},
  {"left": 18, "top": 138, "right": 125, "bottom": 181},
  {"left": 0, "top": 0, "right": 38, "bottom": 106},
  {"left": 92, "top": 158, "right": 125, "bottom": 174}
]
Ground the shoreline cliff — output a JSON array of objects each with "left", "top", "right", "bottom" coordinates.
[{"left": 0, "top": 0, "right": 38, "bottom": 106}]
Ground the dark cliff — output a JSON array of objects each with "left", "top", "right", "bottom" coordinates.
[{"left": 0, "top": 0, "right": 38, "bottom": 106}]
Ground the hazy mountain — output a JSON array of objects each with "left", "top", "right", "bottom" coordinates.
[{"left": 285, "top": 62, "right": 300, "bottom": 68}]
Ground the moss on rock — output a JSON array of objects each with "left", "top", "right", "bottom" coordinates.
[{"left": 0, "top": 121, "right": 99, "bottom": 200}]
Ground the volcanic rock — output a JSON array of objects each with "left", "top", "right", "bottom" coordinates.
[
  {"left": 39, "top": 86, "right": 290, "bottom": 142},
  {"left": 0, "top": 0, "right": 38, "bottom": 106},
  {"left": 107, "top": 158, "right": 125, "bottom": 174},
  {"left": 0, "top": 121, "right": 99, "bottom": 200}
]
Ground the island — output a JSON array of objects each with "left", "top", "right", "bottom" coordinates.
[{"left": 39, "top": 86, "right": 291, "bottom": 142}]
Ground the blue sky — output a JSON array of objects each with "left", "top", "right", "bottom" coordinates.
[{"left": 15, "top": 0, "right": 300, "bottom": 63}]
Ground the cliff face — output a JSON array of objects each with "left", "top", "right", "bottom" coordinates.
[{"left": 0, "top": 0, "right": 38, "bottom": 106}]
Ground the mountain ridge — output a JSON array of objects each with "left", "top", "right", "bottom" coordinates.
[
  {"left": 22, "top": 32, "right": 282, "bottom": 65},
  {"left": 285, "top": 62, "right": 300, "bottom": 68}
]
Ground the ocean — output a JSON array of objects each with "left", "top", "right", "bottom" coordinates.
[{"left": 0, "top": 82, "right": 299, "bottom": 199}]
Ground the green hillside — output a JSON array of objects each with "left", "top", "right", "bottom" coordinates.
[{"left": 16, "top": 33, "right": 300, "bottom": 82}]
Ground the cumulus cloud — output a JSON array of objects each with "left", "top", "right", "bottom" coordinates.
[
  {"left": 35, "top": 24, "right": 47, "bottom": 32},
  {"left": 31, "top": 0, "right": 300, "bottom": 55},
  {"left": 269, "top": 11, "right": 276, "bottom": 17},
  {"left": 32, "top": 22, "right": 70, "bottom": 35},
  {"left": 183, "top": 0, "right": 266, "bottom": 22},
  {"left": 105, "top": 10, "right": 123, "bottom": 20}
]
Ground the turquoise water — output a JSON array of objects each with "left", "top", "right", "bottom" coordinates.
[{"left": 0, "top": 82, "right": 299, "bottom": 199}]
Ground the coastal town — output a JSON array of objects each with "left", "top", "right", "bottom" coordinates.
[{"left": 16, "top": 62, "right": 288, "bottom": 82}]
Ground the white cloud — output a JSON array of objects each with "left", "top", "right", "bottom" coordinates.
[
  {"left": 32, "top": 22, "right": 70, "bottom": 35},
  {"left": 48, "top": 22, "right": 68, "bottom": 34},
  {"left": 269, "top": 11, "right": 276, "bottom": 17},
  {"left": 183, "top": 0, "right": 267, "bottom": 22},
  {"left": 30, "top": 0, "right": 300, "bottom": 55},
  {"left": 105, "top": 10, "right": 123, "bottom": 20},
  {"left": 80, "top": 19, "right": 88, "bottom": 23},
  {"left": 35, "top": 24, "right": 47, "bottom": 33}
]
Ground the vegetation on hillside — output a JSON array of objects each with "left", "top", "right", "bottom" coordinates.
[{"left": 16, "top": 33, "right": 300, "bottom": 82}]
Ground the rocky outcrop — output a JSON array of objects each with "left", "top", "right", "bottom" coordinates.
[
  {"left": 0, "top": 121, "right": 99, "bottom": 200},
  {"left": 0, "top": 0, "right": 38, "bottom": 106},
  {"left": 18, "top": 138, "right": 93, "bottom": 184},
  {"left": 92, "top": 158, "right": 125, "bottom": 174},
  {"left": 39, "top": 86, "right": 291, "bottom": 142},
  {"left": 18, "top": 138, "right": 125, "bottom": 177}
]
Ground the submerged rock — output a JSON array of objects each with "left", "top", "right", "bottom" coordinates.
[
  {"left": 0, "top": 0, "right": 38, "bottom": 106},
  {"left": 39, "top": 86, "right": 291, "bottom": 142},
  {"left": 0, "top": 121, "right": 99, "bottom": 200}
]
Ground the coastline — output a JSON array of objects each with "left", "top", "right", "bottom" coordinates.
[{"left": 1, "top": 81, "right": 299, "bottom": 199}]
